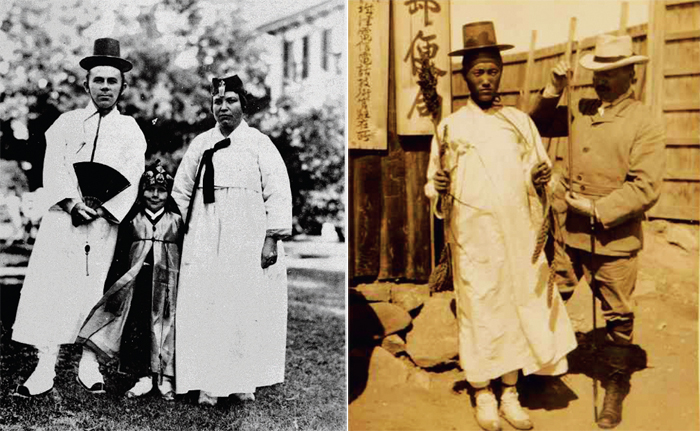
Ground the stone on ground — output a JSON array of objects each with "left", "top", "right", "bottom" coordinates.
[
  {"left": 352, "top": 282, "right": 393, "bottom": 302},
  {"left": 367, "top": 346, "right": 410, "bottom": 387},
  {"left": 405, "top": 292, "right": 459, "bottom": 369},
  {"left": 665, "top": 224, "right": 699, "bottom": 252},
  {"left": 407, "top": 368, "right": 432, "bottom": 391},
  {"left": 391, "top": 283, "right": 430, "bottom": 313},
  {"left": 349, "top": 302, "right": 412, "bottom": 346},
  {"left": 381, "top": 334, "right": 407, "bottom": 356}
]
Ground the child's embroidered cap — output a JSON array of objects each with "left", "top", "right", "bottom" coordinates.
[{"left": 140, "top": 160, "right": 173, "bottom": 191}]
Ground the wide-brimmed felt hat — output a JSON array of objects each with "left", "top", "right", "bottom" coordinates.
[
  {"left": 579, "top": 34, "right": 648, "bottom": 71},
  {"left": 449, "top": 21, "right": 513, "bottom": 57},
  {"left": 80, "top": 38, "right": 133, "bottom": 72}
]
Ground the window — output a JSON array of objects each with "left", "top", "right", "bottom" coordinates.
[
  {"left": 283, "top": 40, "right": 294, "bottom": 80},
  {"left": 322, "top": 28, "right": 331, "bottom": 71},
  {"left": 302, "top": 36, "right": 309, "bottom": 79}
]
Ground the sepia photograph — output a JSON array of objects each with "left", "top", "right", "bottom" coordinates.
[
  {"left": 0, "top": 0, "right": 346, "bottom": 430},
  {"left": 348, "top": 0, "right": 699, "bottom": 430}
]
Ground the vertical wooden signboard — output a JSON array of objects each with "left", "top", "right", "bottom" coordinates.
[
  {"left": 348, "top": 0, "right": 390, "bottom": 150},
  {"left": 393, "top": 0, "right": 451, "bottom": 135}
]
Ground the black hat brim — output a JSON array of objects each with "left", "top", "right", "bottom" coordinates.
[
  {"left": 80, "top": 56, "right": 133, "bottom": 72},
  {"left": 448, "top": 44, "right": 515, "bottom": 57}
]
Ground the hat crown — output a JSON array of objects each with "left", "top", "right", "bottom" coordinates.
[
  {"left": 462, "top": 21, "right": 497, "bottom": 49},
  {"left": 594, "top": 34, "right": 634, "bottom": 58},
  {"left": 80, "top": 38, "right": 132, "bottom": 72},
  {"left": 449, "top": 21, "right": 513, "bottom": 56},
  {"left": 92, "top": 38, "right": 122, "bottom": 58}
]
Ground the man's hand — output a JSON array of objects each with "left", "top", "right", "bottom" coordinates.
[
  {"left": 531, "top": 161, "right": 551, "bottom": 189},
  {"left": 261, "top": 236, "right": 278, "bottom": 269},
  {"left": 565, "top": 192, "right": 595, "bottom": 218},
  {"left": 434, "top": 169, "right": 450, "bottom": 194},
  {"left": 70, "top": 202, "right": 99, "bottom": 226},
  {"left": 545, "top": 60, "right": 571, "bottom": 96}
]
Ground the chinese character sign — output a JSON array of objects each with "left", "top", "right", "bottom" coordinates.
[
  {"left": 394, "top": 0, "right": 451, "bottom": 135},
  {"left": 349, "top": 0, "right": 389, "bottom": 150}
]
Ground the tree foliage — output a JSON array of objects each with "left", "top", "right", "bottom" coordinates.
[
  {"left": 253, "top": 97, "right": 345, "bottom": 235},
  {"left": 0, "top": 0, "right": 344, "bottom": 235}
]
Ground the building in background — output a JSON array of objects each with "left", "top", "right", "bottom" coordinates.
[{"left": 257, "top": 0, "right": 345, "bottom": 109}]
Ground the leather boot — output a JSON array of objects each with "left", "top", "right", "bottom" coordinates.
[{"left": 597, "top": 371, "right": 630, "bottom": 429}]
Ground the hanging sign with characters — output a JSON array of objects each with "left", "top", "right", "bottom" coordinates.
[
  {"left": 349, "top": 0, "right": 390, "bottom": 150},
  {"left": 393, "top": 0, "right": 451, "bottom": 135}
]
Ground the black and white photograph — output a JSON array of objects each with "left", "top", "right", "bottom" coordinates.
[
  {"left": 0, "top": 0, "right": 345, "bottom": 430},
  {"left": 348, "top": 1, "right": 699, "bottom": 430}
]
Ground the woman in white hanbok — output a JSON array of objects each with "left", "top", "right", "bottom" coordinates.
[{"left": 171, "top": 75, "right": 292, "bottom": 405}]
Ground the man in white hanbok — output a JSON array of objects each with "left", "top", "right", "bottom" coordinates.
[
  {"left": 425, "top": 22, "right": 576, "bottom": 431},
  {"left": 12, "top": 38, "right": 146, "bottom": 397},
  {"left": 172, "top": 75, "right": 292, "bottom": 406}
]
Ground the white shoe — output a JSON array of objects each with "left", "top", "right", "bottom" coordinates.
[
  {"left": 499, "top": 386, "right": 533, "bottom": 430},
  {"left": 14, "top": 346, "right": 58, "bottom": 397},
  {"left": 126, "top": 376, "right": 153, "bottom": 398},
  {"left": 158, "top": 377, "right": 175, "bottom": 401},
  {"left": 474, "top": 388, "right": 502, "bottom": 431},
  {"left": 77, "top": 347, "right": 105, "bottom": 390},
  {"left": 198, "top": 391, "right": 218, "bottom": 406}
]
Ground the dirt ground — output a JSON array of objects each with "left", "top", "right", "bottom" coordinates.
[{"left": 349, "top": 224, "right": 699, "bottom": 431}]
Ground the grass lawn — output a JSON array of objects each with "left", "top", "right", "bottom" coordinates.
[{"left": 0, "top": 289, "right": 346, "bottom": 430}]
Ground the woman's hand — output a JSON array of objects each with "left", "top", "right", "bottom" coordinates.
[
  {"left": 261, "top": 236, "right": 278, "bottom": 269},
  {"left": 434, "top": 169, "right": 450, "bottom": 194}
]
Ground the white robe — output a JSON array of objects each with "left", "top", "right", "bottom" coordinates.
[
  {"left": 425, "top": 99, "right": 576, "bottom": 383},
  {"left": 172, "top": 121, "right": 292, "bottom": 396},
  {"left": 12, "top": 103, "right": 146, "bottom": 348}
]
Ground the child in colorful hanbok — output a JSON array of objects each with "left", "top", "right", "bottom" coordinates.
[{"left": 78, "top": 161, "right": 183, "bottom": 400}]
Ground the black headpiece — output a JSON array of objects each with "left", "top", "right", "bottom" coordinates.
[{"left": 211, "top": 75, "right": 247, "bottom": 112}]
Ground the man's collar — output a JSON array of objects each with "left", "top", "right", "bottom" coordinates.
[
  {"left": 83, "top": 101, "right": 118, "bottom": 120},
  {"left": 597, "top": 87, "right": 635, "bottom": 118},
  {"left": 602, "top": 87, "right": 634, "bottom": 110},
  {"left": 466, "top": 97, "right": 503, "bottom": 114}
]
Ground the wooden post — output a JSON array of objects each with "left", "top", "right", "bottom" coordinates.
[
  {"left": 618, "top": 1, "right": 629, "bottom": 35},
  {"left": 646, "top": 0, "right": 665, "bottom": 118},
  {"left": 521, "top": 30, "right": 537, "bottom": 112}
]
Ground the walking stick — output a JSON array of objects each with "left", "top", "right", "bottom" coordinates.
[
  {"left": 564, "top": 16, "right": 598, "bottom": 423},
  {"left": 590, "top": 205, "right": 599, "bottom": 422}
]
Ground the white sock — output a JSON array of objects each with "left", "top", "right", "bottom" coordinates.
[
  {"left": 23, "top": 345, "right": 58, "bottom": 393},
  {"left": 78, "top": 347, "right": 104, "bottom": 386}
]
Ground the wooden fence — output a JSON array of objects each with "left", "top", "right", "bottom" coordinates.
[
  {"left": 452, "top": 0, "right": 700, "bottom": 221},
  {"left": 350, "top": 0, "right": 699, "bottom": 284}
]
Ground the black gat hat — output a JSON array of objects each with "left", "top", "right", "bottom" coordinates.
[{"left": 80, "top": 38, "right": 133, "bottom": 72}]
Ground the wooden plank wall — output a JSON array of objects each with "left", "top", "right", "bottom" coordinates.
[
  {"left": 653, "top": 0, "right": 700, "bottom": 220},
  {"left": 451, "top": 0, "right": 700, "bottom": 221},
  {"left": 349, "top": 9, "right": 433, "bottom": 284}
]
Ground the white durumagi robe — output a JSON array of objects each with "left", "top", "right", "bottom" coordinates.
[
  {"left": 425, "top": 99, "right": 577, "bottom": 383},
  {"left": 172, "top": 121, "right": 292, "bottom": 396},
  {"left": 12, "top": 103, "right": 146, "bottom": 348}
]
